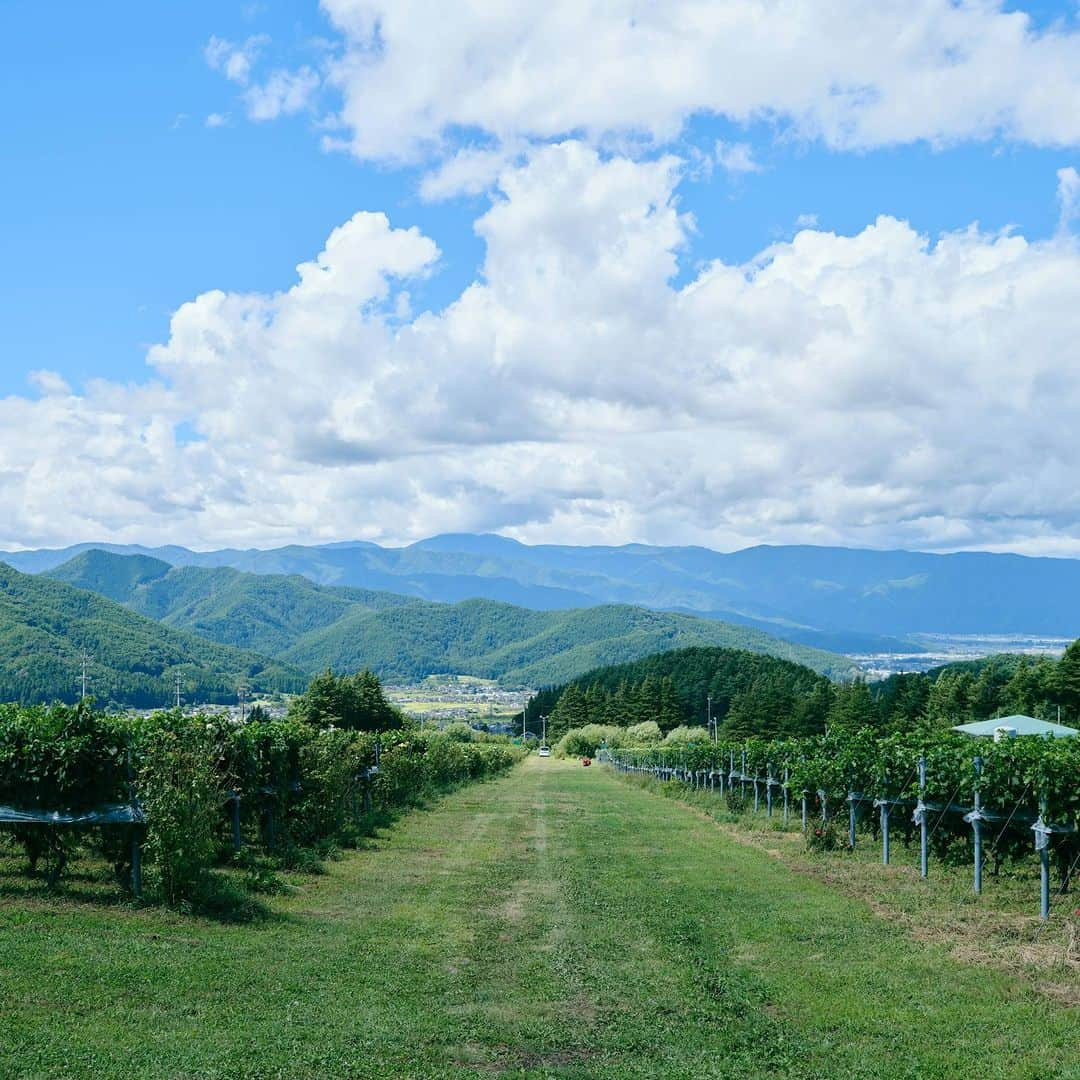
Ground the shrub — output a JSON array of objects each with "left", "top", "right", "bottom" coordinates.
[
  {"left": 442, "top": 722, "right": 477, "bottom": 742},
  {"left": 137, "top": 724, "right": 223, "bottom": 906},
  {"left": 662, "top": 726, "right": 711, "bottom": 747},
  {"left": 806, "top": 820, "right": 842, "bottom": 852},
  {"left": 556, "top": 725, "right": 624, "bottom": 758},
  {"left": 725, "top": 788, "right": 747, "bottom": 815},
  {"left": 626, "top": 721, "right": 663, "bottom": 744}
]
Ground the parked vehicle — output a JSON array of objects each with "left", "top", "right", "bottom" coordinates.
[{"left": 538, "top": 745, "right": 551, "bottom": 758}]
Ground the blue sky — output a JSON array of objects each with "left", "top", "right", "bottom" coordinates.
[
  {"left": 3, "top": 1, "right": 1080, "bottom": 554},
  {"left": 2, "top": 0, "right": 1073, "bottom": 396}
]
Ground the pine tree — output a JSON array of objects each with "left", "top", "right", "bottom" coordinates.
[
  {"left": 1052, "top": 641, "right": 1080, "bottom": 721},
  {"left": 657, "top": 676, "right": 682, "bottom": 732},
  {"left": 788, "top": 678, "right": 831, "bottom": 736},
  {"left": 827, "top": 680, "right": 878, "bottom": 734},
  {"left": 921, "top": 670, "right": 975, "bottom": 730}
]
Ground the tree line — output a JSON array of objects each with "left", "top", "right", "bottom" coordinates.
[{"left": 526, "top": 643, "right": 1080, "bottom": 741}]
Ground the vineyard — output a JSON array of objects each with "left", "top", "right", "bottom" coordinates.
[
  {"left": 0, "top": 702, "right": 520, "bottom": 907},
  {"left": 601, "top": 729, "right": 1080, "bottom": 920}
]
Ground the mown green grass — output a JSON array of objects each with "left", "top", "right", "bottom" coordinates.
[
  {"left": 619, "top": 771, "right": 1080, "bottom": 998},
  {"left": 1, "top": 759, "right": 1076, "bottom": 1079}
]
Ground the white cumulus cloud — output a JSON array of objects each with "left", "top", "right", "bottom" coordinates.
[
  {"left": 6, "top": 144, "right": 1080, "bottom": 554},
  {"left": 313, "top": 0, "right": 1080, "bottom": 164}
]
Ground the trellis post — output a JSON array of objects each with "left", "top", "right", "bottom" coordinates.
[
  {"left": 880, "top": 786, "right": 891, "bottom": 866},
  {"left": 971, "top": 756, "right": 984, "bottom": 896},
  {"left": 130, "top": 826, "right": 142, "bottom": 898},
  {"left": 765, "top": 762, "right": 773, "bottom": 818},
  {"left": 918, "top": 755, "right": 928, "bottom": 879},
  {"left": 230, "top": 791, "right": 242, "bottom": 852},
  {"left": 1034, "top": 795, "right": 1051, "bottom": 920},
  {"left": 126, "top": 748, "right": 142, "bottom": 897},
  {"left": 782, "top": 767, "right": 789, "bottom": 825}
]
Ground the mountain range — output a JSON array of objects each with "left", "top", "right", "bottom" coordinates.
[
  {"left": 7, "top": 534, "right": 1080, "bottom": 643},
  {"left": 40, "top": 550, "right": 854, "bottom": 687}
]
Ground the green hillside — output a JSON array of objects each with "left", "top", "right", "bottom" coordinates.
[
  {"left": 47, "top": 549, "right": 172, "bottom": 602},
  {"left": 46, "top": 551, "right": 856, "bottom": 685},
  {"left": 49, "top": 549, "right": 415, "bottom": 657},
  {"left": 0, "top": 563, "right": 307, "bottom": 707},
  {"left": 273, "top": 597, "right": 854, "bottom": 685}
]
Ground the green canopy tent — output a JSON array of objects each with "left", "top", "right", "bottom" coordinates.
[{"left": 952, "top": 714, "right": 1078, "bottom": 739}]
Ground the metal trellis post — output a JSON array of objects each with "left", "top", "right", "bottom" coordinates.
[
  {"left": 230, "top": 791, "right": 242, "bottom": 852},
  {"left": 1034, "top": 795, "right": 1051, "bottom": 921},
  {"left": 918, "top": 755, "right": 928, "bottom": 879},
  {"left": 972, "top": 756, "right": 983, "bottom": 896}
]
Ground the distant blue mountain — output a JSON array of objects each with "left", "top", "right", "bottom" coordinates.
[{"left": 6, "top": 535, "right": 1080, "bottom": 643}]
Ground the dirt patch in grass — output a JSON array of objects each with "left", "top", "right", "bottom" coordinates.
[{"left": 450, "top": 1043, "right": 596, "bottom": 1075}]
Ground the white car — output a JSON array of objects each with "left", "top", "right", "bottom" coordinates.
[{"left": 537, "top": 745, "right": 551, "bottom": 757}]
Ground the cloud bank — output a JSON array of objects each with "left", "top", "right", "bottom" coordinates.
[
  {"left": 309, "top": 0, "right": 1080, "bottom": 165},
  {"left": 5, "top": 143, "right": 1080, "bottom": 553}
]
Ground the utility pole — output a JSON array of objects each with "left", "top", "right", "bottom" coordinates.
[
  {"left": 174, "top": 673, "right": 183, "bottom": 711},
  {"left": 521, "top": 703, "right": 527, "bottom": 742},
  {"left": 79, "top": 653, "right": 92, "bottom": 701},
  {"left": 541, "top": 714, "right": 547, "bottom": 746},
  {"left": 238, "top": 685, "right": 249, "bottom": 724},
  {"left": 708, "top": 694, "right": 715, "bottom": 742}
]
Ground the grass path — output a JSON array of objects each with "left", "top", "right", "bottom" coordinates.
[{"left": 1, "top": 758, "right": 1076, "bottom": 1079}]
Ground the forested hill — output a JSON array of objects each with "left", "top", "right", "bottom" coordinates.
[
  {"left": 43, "top": 551, "right": 856, "bottom": 685},
  {"left": 0, "top": 563, "right": 306, "bottom": 707},
  {"left": 528, "top": 647, "right": 833, "bottom": 740},
  {"left": 48, "top": 549, "right": 414, "bottom": 657},
  {"left": 529, "top": 642, "right": 1080, "bottom": 742}
]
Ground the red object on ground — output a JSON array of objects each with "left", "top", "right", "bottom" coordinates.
[{"left": 582, "top": 758, "right": 592, "bottom": 767}]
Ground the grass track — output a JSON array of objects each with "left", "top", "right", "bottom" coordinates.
[{"left": 0, "top": 758, "right": 1076, "bottom": 1079}]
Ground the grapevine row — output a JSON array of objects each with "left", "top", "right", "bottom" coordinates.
[
  {"left": 601, "top": 728, "right": 1080, "bottom": 919},
  {"left": 0, "top": 702, "right": 521, "bottom": 904}
]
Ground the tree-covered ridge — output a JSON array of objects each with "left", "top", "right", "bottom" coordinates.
[
  {"left": 0, "top": 563, "right": 306, "bottom": 707},
  {"left": 46, "top": 550, "right": 172, "bottom": 602},
  {"left": 48, "top": 549, "right": 415, "bottom": 657},
  {"left": 529, "top": 642, "right": 1080, "bottom": 742},
  {"left": 281, "top": 596, "right": 853, "bottom": 684},
  {"left": 530, "top": 647, "right": 833, "bottom": 740},
  {"left": 45, "top": 551, "right": 856, "bottom": 685}
]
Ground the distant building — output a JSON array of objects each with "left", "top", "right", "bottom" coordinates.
[{"left": 952, "top": 714, "right": 1078, "bottom": 739}]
